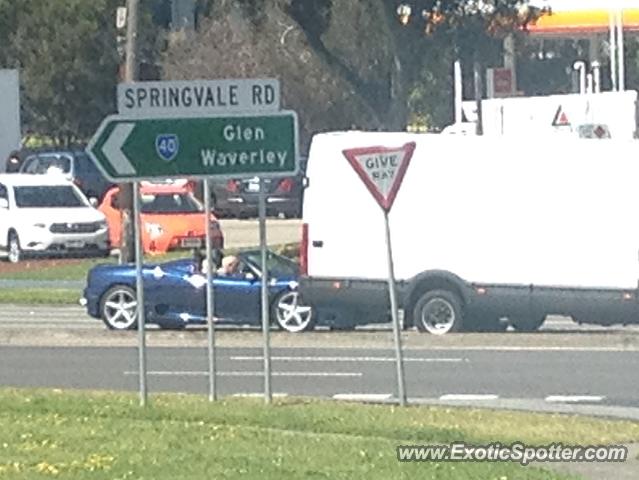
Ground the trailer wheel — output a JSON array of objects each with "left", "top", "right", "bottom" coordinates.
[{"left": 413, "top": 289, "right": 463, "bottom": 335}]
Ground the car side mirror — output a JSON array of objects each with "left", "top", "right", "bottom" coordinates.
[
  {"left": 302, "top": 176, "right": 309, "bottom": 188},
  {"left": 0, "top": 198, "right": 8, "bottom": 209},
  {"left": 89, "top": 197, "right": 98, "bottom": 207}
]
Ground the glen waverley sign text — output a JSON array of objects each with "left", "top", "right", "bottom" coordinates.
[{"left": 117, "top": 79, "right": 280, "bottom": 116}]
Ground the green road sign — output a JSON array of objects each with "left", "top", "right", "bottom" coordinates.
[{"left": 86, "top": 111, "right": 298, "bottom": 181}]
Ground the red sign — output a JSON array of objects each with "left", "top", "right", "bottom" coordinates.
[
  {"left": 552, "top": 106, "right": 571, "bottom": 127},
  {"left": 342, "top": 142, "right": 416, "bottom": 212}
]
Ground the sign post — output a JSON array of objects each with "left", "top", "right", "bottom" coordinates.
[
  {"left": 258, "top": 178, "right": 272, "bottom": 403},
  {"left": 203, "top": 179, "right": 217, "bottom": 402},
  {"left": 342, "top": 142, "right": 416, "bottom": 406},
  {"left": 133, "top": 181, "right": 147, "bottom": 406}
]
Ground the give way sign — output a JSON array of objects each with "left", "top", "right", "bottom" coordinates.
[{"left": 342, "top": 142, "right": 416, "bottom": 212}]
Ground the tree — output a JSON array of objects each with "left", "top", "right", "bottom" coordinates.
[
  {"left": 0, "top": 0, "right": 163, "bottom": 146},
  {"left": 163, "top": 0, "right": 531, "bottom": 140},
  {"left": 0, "top": 0, "right": 120, "bottom": 145}
]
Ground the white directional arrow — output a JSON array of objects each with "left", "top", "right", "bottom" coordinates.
[{"left": 102, "top": 123, "right": 136, "bottom": 175}]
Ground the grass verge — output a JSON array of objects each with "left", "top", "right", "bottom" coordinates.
[
  {"left": 1, "top": 388, "right": 638, "bottom": 479},
  {"left": 0, "top": 243, "right": 300, "bottom": 282},
  {"left": 0, "top": 289, "right": 80, "bottom": 305}
]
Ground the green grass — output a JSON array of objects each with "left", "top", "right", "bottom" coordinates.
[
  {"left": 0, "top": 289, "right": 80, "bottom": 305},
  {"left": 4, "top": 389, "right": 634, "bottom": 479}
]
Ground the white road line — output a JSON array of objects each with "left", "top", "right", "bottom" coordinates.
[
  {"left": 411, "top": 346, "right": 635, "bottom": 352},
  {"left": 230, "top": 355, "right": 465, "bottom": 363},
  {"left": 439, "top": 394, "right": 500, "bottom": 401},
  {"left": 232, "top": 393, "right": 289, "bottom": 398},
  {"left": 545, "top": 395, "right": 605, "bottom": 403},
  {"left": 333, "top": 393, "right": 393, "bottom": 401},
  {"left": 123, "top": 371, "right": 362, "bottom": 377}
]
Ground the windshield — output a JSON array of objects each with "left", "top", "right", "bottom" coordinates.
[
  {"left": 14, "top": 185, "right": 87, "bottom": 208},
  {"left": 243, "top": 251, "right": 298, "bottom": 278},
  {"left": 140, "top": 192, "right": 203, "bottom": 214},
  {"left": 22, "top": 154, "right": 72, "bottom": 174}
]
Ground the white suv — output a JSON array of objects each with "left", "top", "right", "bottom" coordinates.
[{"left": 0, "top": 174, "right": 109, "bottom": 263}]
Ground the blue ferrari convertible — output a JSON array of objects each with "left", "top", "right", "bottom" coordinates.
[{"left": 81, "top": 250, "right": 314, "bottom": 332}]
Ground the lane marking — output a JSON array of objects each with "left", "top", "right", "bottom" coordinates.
[
  {"left": 333, "top": 393, "right": 393, "bottom": 401},
  {"left": 439, "top": 394, "right": 499, "bottom": 401},
  {"left": 232, "top": 393, "right": 288, "bottom": 398},
  {"left": 230, "top": 355, "right": 465, "bottom": 363},
  {"left": 123, "top": 370, "right": 362, "bottom": 377},
  {"left": 406, "top": 346, "right": 637, "bottom": 352},
  {"left": 545, "top": 395, "right": 605, "bottom": 403}
]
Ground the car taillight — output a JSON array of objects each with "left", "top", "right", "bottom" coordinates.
[
  {"left": 277, "top": 178, "right": 294, "bottom": 193},
  {"left": 226, "top": 180, "right": 239, "bottom": 193},
  {"left": 300, "top": 222, "right": 308, "bottom": 276}
]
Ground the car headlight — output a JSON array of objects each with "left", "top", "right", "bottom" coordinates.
[
  {"left": 95, "top": 220, "right": 108, "bottom": 230},
  {"left": 145, "top": 222, "right": 164, "bottom": 239}
]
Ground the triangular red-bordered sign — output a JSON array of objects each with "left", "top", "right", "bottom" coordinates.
[
  {"left": 552, "top": 105, "right": 571, "bottom": 127},
  {"left": 342, "top": 142, "right": 416, "bottom": 212}
]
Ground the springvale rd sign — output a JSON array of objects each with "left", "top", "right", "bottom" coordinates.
[
  {"left": 117, "top": 79, "right": 280, "bottom": 116},
  {"left": 87, "top": 111, "right": 298, "bottom": 181}
]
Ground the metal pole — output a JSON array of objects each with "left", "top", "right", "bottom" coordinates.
[
  {"left": 454, "top": 60, "right": 463, "bottom": 124},
  {"left": 259, "top": 178, "right": 272, "bottom": 403},
  {"left": 204, "top": 180, "right": 217, "bottom": 401},
  {"left": 124, "top": 0, "right": 139, "bottom": 83},
  {"left": 473, "top": 61, "right": 483, "bottom": 135},
  {"left": 133, "top": 181, "right": 147, "bottom": 407},
  {"left": 592, "top": 61, "right": 601, "bottom": 93},
  {"left": 119, "top": 0, "right": 139, "bottom": 264},
  {"left": 609, "top": 10, "right": 618, "bottom": 91},
  {"left": 383, "top": 210, "right": 406, "bottom": 406},
  {"left": 617, "top": 9, "right": 625, "bottom": 92},
  {"left": 573, "top": 61, "right": 586, "bottom": 95}
]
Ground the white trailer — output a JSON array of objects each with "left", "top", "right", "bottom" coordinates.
[
  {"left": 458, "top": 90, "right": 638, "bottom": 140},
  {"left": 300, "top": 131, "right": 639, "bottom": 333},
  {"left": 0, "top": 70, "right": 21, "bottom": 171}
]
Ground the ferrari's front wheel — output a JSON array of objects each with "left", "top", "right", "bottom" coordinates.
[
  {"left": 100, "top": 285, "right": 138, "bottom": 330},
  {"left": 272, "top": 290, "right": 314, "bottom": 333}
]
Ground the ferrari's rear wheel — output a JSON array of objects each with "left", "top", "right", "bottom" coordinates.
[
  {"left": 272, "top": 290, "right": 314, "bottom": 333},
  {"left": 100, "top": 285, "right": 138, "bottom": 330}
]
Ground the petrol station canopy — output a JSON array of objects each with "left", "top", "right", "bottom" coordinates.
[{"left": 527, "top": 0, "right": 639, "bottom": 36}]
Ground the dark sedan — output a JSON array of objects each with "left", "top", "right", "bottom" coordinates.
[
  {"left": 81, "top": 250, "right": 314, "bottom": 332},
  {"left": 207, "top": 158, "right": 307, "bottom": 218}
]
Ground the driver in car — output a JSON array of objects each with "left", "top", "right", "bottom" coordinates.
[{"left": 217, "top": 255, "right": 241, "bottom": 276}]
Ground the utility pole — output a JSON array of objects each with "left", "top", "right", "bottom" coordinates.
[{"left": 119, "top": 0, "right": 139, "bottom": 263}]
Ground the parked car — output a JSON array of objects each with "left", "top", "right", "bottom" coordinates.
[
  {"left": 18, "top": 149, "right": 114, "bottom": 201},
  {"left": 4, "top": 150, "right": 24, "bottom": 173},
  {"left": 81, "top": 249, "right": 314, "bottom": 332},
  {"left": 0, "top": 174, "right": 109, "bottom": 263},
  {"left": 207, "top": 157, "right": 308, "bottom": 218},
  {"left": 99, "top": 182, "right": 224, "bottom": 255}
]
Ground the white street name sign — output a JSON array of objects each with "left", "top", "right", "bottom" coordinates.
[{"left": 117, "top": 78, "right": 280, "bottom": 116}]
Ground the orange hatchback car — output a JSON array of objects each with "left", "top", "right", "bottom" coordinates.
[{"left": 99, "top": 182, "right": 224, "bottom": 255}]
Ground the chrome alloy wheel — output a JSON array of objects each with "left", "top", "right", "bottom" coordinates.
[
  {"left": 274, "top": 291, "right": 313, "bottom": 333},
  {"left": 101, "top": 286, "right": 138, "bottom": 330}
]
